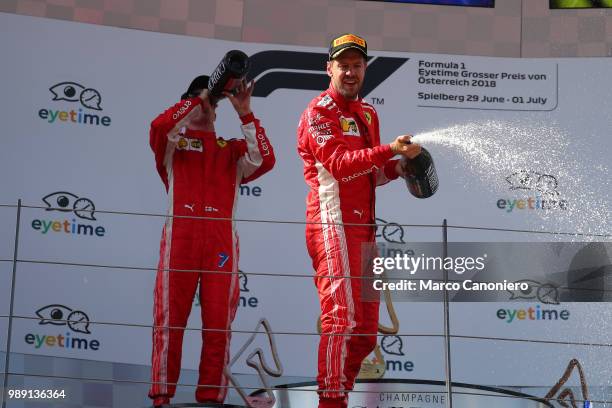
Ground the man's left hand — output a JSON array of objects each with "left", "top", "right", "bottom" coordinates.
[{"left": 223, "top": 80, "right": 254, "bottom": 117}]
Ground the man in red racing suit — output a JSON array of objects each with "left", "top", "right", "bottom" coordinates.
[
  {"left": 149, "top": 76, "right": 275, "bottom": 406},
  {"left": 297, "top": 34, "right": 421, "bottom": 408}
]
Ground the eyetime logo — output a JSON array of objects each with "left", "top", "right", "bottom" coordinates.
[
  {"left": 38, "top": 81, "right": 111, "bottom": 127},
  {"left": 496, "top": 305, "right": 570, "bottom": 323},
  {"left": 497, "top": 170, "right": 568, "bottom": 212},
  {"left": 31, "top": 191, "right": 107, "bottom": 238},
  {"left": 194, "top": 270, "right": 259, "bottom": 308},
  {"left": 24, "top": 304, "right": 101, "bottom": 351}
]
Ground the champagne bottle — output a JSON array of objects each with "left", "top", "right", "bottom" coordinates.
[
  {"left": 401, "top": 147, "right": 439, "bottom": 199},
  {"left": 208, "top": 50, "right": 250, "bottom": 102}
]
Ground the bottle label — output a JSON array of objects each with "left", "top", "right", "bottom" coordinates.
[
  {"left": 209, "top": 52, "right": 249, "bottom": 96},
  {"left": 210, "top": 61, "right": 226, "bottom": 89},
  {"left": 426, "top": 164, "right": 439, "bottom": 192}
]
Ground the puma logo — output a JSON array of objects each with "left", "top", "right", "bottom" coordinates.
[
  {"left": 353, "top": 209, "right": 363, "bottom": 218},
  {"left": 184, "top": 204, "right": 195, "bottom": 212}
]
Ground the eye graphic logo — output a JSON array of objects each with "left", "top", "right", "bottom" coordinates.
[
  {"left": 36, "top": 304, "right": 91, "bottom": 334},
  {"left": 33, "top": 192, "right": 107, "bottom": 238},
  {"left": 375, "top": 218, "right": 405, "bottom": 244},
  {"left": 40, "top": 82, "right": 111, "bottom": 126},
  {"left": 49, "top": 82, "right": 103, "bottom": 110},
  {"left": 381, "top": 335, "right": 405, "bottom": 356},
  {"left": 42, "top": 191, "right": 96, "bottom": 221},
  {"left": 498, "top": 170, "right": 568, "bottom": 212},
  {"left": 507, "top": 279, "right": 560, "bottom": 305},
  {"left": 505, "top": 170, "right": 560, "bottom": 198},
  {"left": 27, "top": 304, "right": 101, "bottom": 351}
]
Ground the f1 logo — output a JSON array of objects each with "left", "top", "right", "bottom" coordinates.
[{"left": 247, "top": 51, "right": 408, "bottom": 97}]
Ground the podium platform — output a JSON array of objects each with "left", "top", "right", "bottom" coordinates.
[{"left": 251, "top": 379, "right": 553, "bottom": 408}]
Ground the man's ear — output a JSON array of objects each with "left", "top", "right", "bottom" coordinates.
[{"left": 326, "top": 61, "right": 333, "bottom": 78}]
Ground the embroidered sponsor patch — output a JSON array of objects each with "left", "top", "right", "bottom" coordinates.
[
  {"left": 308, "top": 112, "right": 323, "bottom": 126},
  {"left": 307, "top": 112, "right": 333, "bottom": 145},
  {"left": 341, "top": 165, "right": 378, "bottom": 182},
  {"left": 340, "top": 117, "right": 360, "bottom": 136},
  {"left": 317, "top": 95, "right": 333, "bottom": 107},
  {"left": 333, "top": 34, "right": 366, "bottom": 48},
  {"left": 190, "top": 139, "right": 202, "bottom": 149},
  {"left": 315, "top": 133, "right": 333, "bottom": 146},
  {"left": 177, "top": 137, "right": 203, "bottom": 152}
]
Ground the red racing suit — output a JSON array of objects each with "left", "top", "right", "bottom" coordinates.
[
  {"left": 297, "top": 85, "right": 399, "bottom": 401},
  {"left": 149, "top": 97, "right": 275, "bottom": 404}
]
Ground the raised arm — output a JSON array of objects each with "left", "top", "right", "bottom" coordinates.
[
  {"left": 149, "top": 96, "right": 206, "bottom": 189},
  {"left": 236, "top": 113, "right": 275, "bottom": 183},
  {"left": 224, "top": 81, "right": 275, "bottom": 183}
]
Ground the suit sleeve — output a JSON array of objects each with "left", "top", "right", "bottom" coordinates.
[
  {"left": 305, "top": 105, "right": 394, "bottom": 181},
  {"left": 376, "top": 160, "right": 401, "bottom": 186},
  {"left": 237, "top": 112, "right": 276, "bottom": 184},
  {"left": 149, "top": 97, "right": 204, "bottom": 189}
]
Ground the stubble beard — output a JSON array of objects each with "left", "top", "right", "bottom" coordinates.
[{"left": 337, "top": 80, "right": 361, "bottom": 101}]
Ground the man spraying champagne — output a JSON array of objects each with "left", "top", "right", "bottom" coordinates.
[{"left": 296, "top": 33, "right": 422, "bottom": 408}]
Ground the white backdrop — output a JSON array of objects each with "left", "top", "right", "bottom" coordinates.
[{"left": 0, "top": 12, "right": 610, "bottom": 389}]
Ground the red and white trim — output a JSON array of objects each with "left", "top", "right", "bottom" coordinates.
[{"left": 316, "top": 162, "right": 355, "bottom": 398}]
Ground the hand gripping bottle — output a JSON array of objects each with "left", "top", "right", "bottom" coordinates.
[
  {"left": 400, "top": 147, "right": 439, "bottom": 199},
  {"left": 207, "top": 50, "right": 250, "bottom": 102}
]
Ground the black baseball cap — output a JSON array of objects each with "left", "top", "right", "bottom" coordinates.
[
  {"left": 328, "top": 33, "right": 367, "bottom": 60},
  {"left": 181, "top": 75, "right": 209, "bottom": 100}
]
